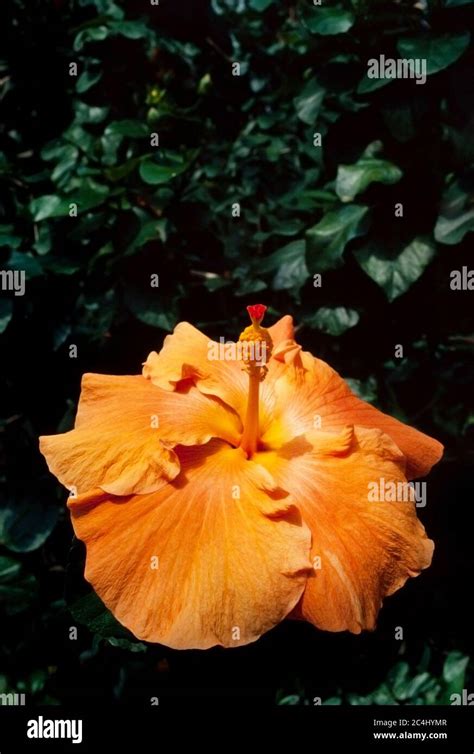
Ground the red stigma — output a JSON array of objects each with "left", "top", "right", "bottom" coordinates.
[{"left": 247, "top": 304, "right": 267, "bottom": 325}]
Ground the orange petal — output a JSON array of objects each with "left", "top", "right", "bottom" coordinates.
[
  {"left": 143, "top": 322, "right": 248, "bottom": 412},
  {"left": 263, "top": 351, "right": 443, "bottom": 479},
  {"left": 40, "top": 426, "right": 179, "bottom": 497},
  {"left": 142, "top": 318, "right": 294, "bottom": 428},
  {"left": 68, "top": 441, "right": 312, "bottom": 648},
  {"left": 40, "top": 373, "right": 241, "bottom": 496},
  {"left": 268, "top": 314, "right": 295, "bottom": 346},
  {"left": 257, "top": 426, "right": 434, "bottom": 633}
]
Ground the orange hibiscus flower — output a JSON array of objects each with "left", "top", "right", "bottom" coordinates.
[{"left": 40, "top": 305, "right": 443, "bottom": 649}]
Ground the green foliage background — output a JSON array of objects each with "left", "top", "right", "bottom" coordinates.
[{"left": 1, "top": 0, "right": 473, "bottom": 704}]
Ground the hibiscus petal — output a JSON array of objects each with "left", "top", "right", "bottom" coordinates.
[
  {"left": 267, "top": 314, "right": 295, "bottom": 345},
  {"left": 257, "top": 426, "right": 434, "bottom": 633},
  {"left": 40, "top": 427, "right": 179, "bottom": 497},
  {"left": 142, "top": 318, "right": 294, "bottom": 427},
  {"left": 68, "top": 440, "right": 312, "bottom": 648},
  {"left": 263, "top": 350, "right": 443, "bottom": 479},
  {"left": 143, "top": 322, "right": 248, "bottom": 412},
  {"left": 40, "top": 373, "right": 241, "bottom": 496}
]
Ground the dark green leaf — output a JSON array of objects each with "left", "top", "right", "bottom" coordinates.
[
  {"left": 74, "top": 25, "right": 109, "bottom": 51},
  {"left": 124, "top": 285, "right": 177, "bottom": 330},
  {"left": 76, "top": 69, "right": 103, "bottom": 93},
  {"left": 294, "top": 79, "right": 325, "bottom": 124},
  {"left": 435, "top": 180, "right": 474, "bottom": 245},
  {"left": 260, "top": 239, "right": 309, "bottom": 292},
  {"left": 306, "top": 306, "right": 360, "bottom": 336},
  {"left": 357, "top": 74, "right": 392, "bottom": 95},
  {"left": 347, "top": 693, "right": 373, "bottom": 705},
  {"left": 443, "top": 651, "right": 469, "bottom": 684},
  {"left": 0, "top": 299, "right": 13, "bottom": 334},
  {"left": 277, "top": 695, "right": 301, "bottom": 705},
  {"left": 397, "top": 32, "right": 470, "bottom": 76},
  {"left": 74, "top": 101, "right": 109, "bottom": 125},
  {"left": 344, "top": 376, "right": 378, "bottom": 403},
  {"left": 249, "top": 0, "right": 275, "bottom": 10},
  {"left": 127, "top": 219, "right": 168, "bottom": 252},
  {"left": 371, "top": 683, "right": 398, "bottom": 705},
  {"left": 0, "top": 498, "right": 58, "bottom": 553},
  {"left": 33, "top": 224, "right": 52, "bottom": 256},
  {"left": 106, "top": 120, "right": 149, "bottom": 138},
  {"left": 0, "top": 225, "right": 22, "bottom": 249},
  {"left": 50, "top": 146, "right": 79, "bottom": 183},
  {"left": 354, "top": 237, "right": 436, "bottom": 301},
  {"left": 305, "top": 7, "right": 354, "bottom": 35},
  {"left": 106, "top": 637, "right": 147, "bottom": 652},
  {"left": 399, "top": 673, "right": 433, "bottom": 701},
  {"left": 29, "top": 195, "right": 72, "bottom": 222},
  {"left": 336, "top": 157, "right": 402, "bottom": 202},
  {"left": 7, "top": 251, "right": 42, "bottom": 278},
  {"left": 69, "top": 591, "right": 133, "bottom": 640},
  {"left": 0, "top": 556, "right": 37, "bottom": 615},
  {"left": 30, "top": 181, "right": 109, "bottom": 221},
  {"left": 139, "top": 157, "right": 189, "bottom": 185},
  {"left": 306, "top": 204, "right": 370, "bottom": 272}
]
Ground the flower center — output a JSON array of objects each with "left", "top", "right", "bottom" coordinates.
[{"left": 238, "top": 305, "right": 273, "bottom": 458}]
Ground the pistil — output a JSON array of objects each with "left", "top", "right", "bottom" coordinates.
[{"left": 238, "top": 305, "right": 273, "bottom": 458}]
